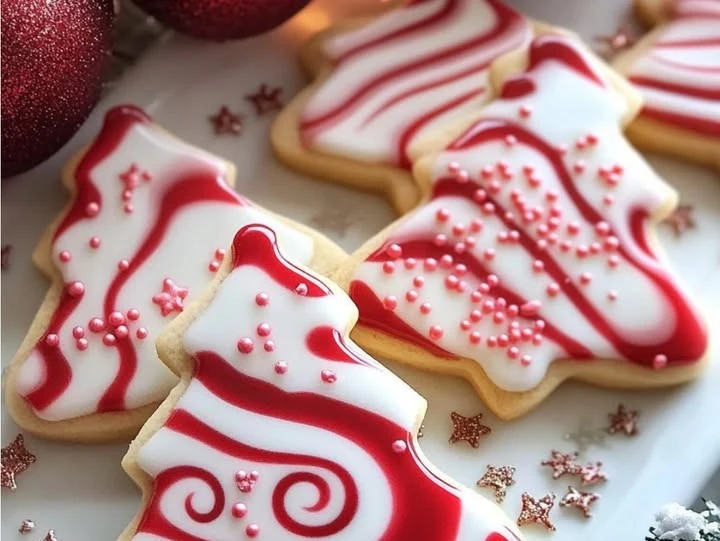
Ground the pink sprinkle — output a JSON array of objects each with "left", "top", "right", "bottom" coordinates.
[
  {"left": 505, "top": 135, "right": 517, "bottom": 146},
  {"left": 392, "top": 440, "right": 408, "bottom": 454},
  {"left": 603, "top": 194, "right": 614, "bottom": 206},
  {"left": 520, "top": 300, "right": 542, "bottom": 316},
  {"left": 433, "top": 234, "right": 447, "bottom": 247},
  {"left": 383, "top": 261, "right": 396, "bottom": 274},
  {"left": 575, "top": 136, "right": 588, "bottom": 150},
  {"left": 455, "top": 169, "right": 469, "bottom": 184},
  {"left": 264, "top": 341, "right": 275, "bottom": 352},
  {"left": 118, "top": 259, "right": 130, "bottom": 271},
  {"left": 469, "top": 331, "right": 482, "bottom": 344},
  {"left": 436, "top": 208, "right": 450, "bottom": 222},
  {"left": 507, "top": 304, "right": 519, "bottom": 318},
  {"left": 124, "top": 203, "right": 134, "bottom": 214},
  {"left": 439, "top": 255, "right": 453, "bottom": 269},
  {"left": 576, "top": 245, "right": 589, "bottom": 258},
  {"left": 412, "top": 276, "right": 425, "bottom": 288},
  {"left": 237, "top": 338, "right": 254, "bottom": 354},
  {"left": 59, "top": 251, "right": 71, "bottom": 263},
  {"left": 383, "top": 296, "right": 398, "bottom": 311},
  {"left": 532, "top": 260, "right": 545, "bottom": 273},
  {"left": 534, "top": 319, "right": 546, "bottom": 331},
  {"left": 608, "top": 290, "right": 619, "bottom": 301},
  {"left": 608, "top": 255, "right": 620, "bottom": 267},
  {"left": 127, "top": 309, "right": 140, "bottom": 321},
  {"left": 579, "top": 272, "right": 593, "bottom": 285},
  {"left": 595, "top": 221, "right": 611, "bottom": 236},
  {"left": 89, "top": 317, "right": 105, "bottom": 332},
  {"left": 45, "top": 334, "right": 59, "bottom": 347},
  {"left": 482, "top": 202, "right": 495, "bottom": 215},
  {"left": 486, "top": 274, "right": 499, "bottom": 287},
  {"left": 519, "top": 104, "right": 532, "bottom": 118},
  {"left": 424, "top": 258, "right": 438, "bottom": 272},
  {"left": 547, "top": 283, "right": 560, "bottom": 297},
  {"left": 76, "top": 338, "right": 89, "bottom": 351},
  {"left": 246, "top": 524, "right": 260, "bottom": 538},
  {"left": 321, "top": 369, "right": 337, "bottom": 383},
  {"left": 67, "top": 281, "right": 85, "bottom": 297},
  {"left": 404, "top": 258, "right": 417, "bottom": 270},
  {"left": 295, "top": 283, "right": 308, "bottom": 296},
  {"left": 653, "top": 354, "right": 668, "bottom": 369},
  {"left": 567, "top": 222, "right": 581, "bottom": 235},
  {"left": 85, "top": 202, "right": 100, "bottom": 217},
  {"left": 445, "top": 275, "right": 459, "bottom": 290},
  {"left": 108, "top": 311, "right": 125, "bottom": 327},
  {"left": 556, "top": 143, "right": 568, "bottom": 155},
  {"left": 573, "top": 160, "right": 586, "bottom": 174},
  {"left": 520, "top": 355, "right": 532, "bottom": 366},
  {"left": 209, "top": 261, "right": 220, "bottom": 273},
  {"left": 89, "top": 236, "right": 101, "bottom": 249},
  {"left": 471, "top": 290, "right": 483, "bottom": 303},
  {"left": 604, "top": 237, "right": 620, "bottom": 252},
  {"left": 587, "top": 133, "right": 599, "bottom": 145},
  {"left": 429, "top": 325, "right": 444, "bottom": 340},
  {"left": 483, "top": 248, "right": 495, "bottom": 261},
  {"left": 255, "top": 293, "right": 270, "bottom": 306},
  {"left": 470, "top": 309, "right": 483, "bottom": 322},
  {"left": 103, "top": 333, "right": 117, "bottom": 346},
  {"left": 386, "top": 243, "right": 403, "bottom": 259},
  {"left": 115, "top": 325, "right": 129, "bottom": 339},
  {"left": 405, "top": 290, "right": 418, "bottom": 302},
  {"left": 274, "top": 361, "right": 288, "bottom": 375},
  {"left": 231, "top": 503, "right": 248, "bottom": 518},
  {"left": 460, "top": 319, "right": 472, "bottom": 331},
  {"left": 493, "top": 312, "right": 505, "bottom": 324},
  {"left": 497, "top": 334, "right": 510, "bottom": 347},
  {"left": 420, "top": 303, "right": 432, "bottom": 315},
  {"left": 507, "top": 346, "right": 520, "bottom": 359},
  {"left": 447, "top": 161, "right": 460, "bottom": 173},
  {"left": 486, "top": 336, "right": 498, "bottom": 347},
  {"left": 215, "top": 248, "right": 226, "bottom": 259},
  {"left": 72, "top": 326, "right": 85, "bottom": 339},
  {"left": 136, "top": 328, "right": 148, "bottom": 340},
  {"left": 257, "top": 323, "right": 271, "bottom": 337}
]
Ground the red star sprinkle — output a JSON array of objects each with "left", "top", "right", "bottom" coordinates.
[
  {"left": 244, "top": 84, "right": 283, "bottom": 116},
  {"left": 449, "top": 411, "right": 491, "bottom": 448},
  {"left": 578, "top": 461, "right": 608, "bottom": 486},
  {"left": 18, "top": 519, "right": 35, "bottom": 534},
  {"left": 517, "top": 492, "right": 556, "bottom": 531},
  {"left": 1, "top": 434, "right": 36, "bottom": 490},
  {"left": 607, "top": 403, "right": 639, "bottom": 436},
  {"left": 209, "top": 105, "right": 243, "bottom": 135},
  {"left": 560, "top": 486, "right": 600, "bottom": 517},
  {"left": 476, "top": 465, "right": 516, "bottom": 503},
  {"left": 152, "top": 278, "right": 188, "bottom": 317},
  {"left": 541, "top": 449, "right": 581, "bottom": 479},
  {"left": 1, "top": 244, "right": 12, "bottom": 271},
  {"left": 663, "top": 204, "right": 696, "bottom": 237},
  {"left": 594, "top": 25, "right": 637, "bottom": 58}
]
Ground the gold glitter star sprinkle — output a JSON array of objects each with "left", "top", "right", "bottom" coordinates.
[
  {"left": 541, "top": 449, "right": 581, "bottom": 479},
  {"left": 449, "top": 411, "right": 491, "bottom": 448},
  {"left": 476, "top": 465, "right": 516, "bottom": 503},
  {"left": 517, "top": 492, "right": 556, "bottom": 531},
  {"left": 663, "top": 204, "right": 696, "bottom": 237},
  {"left": 42, "top": 530, "right": 59, "bottom": 541},
  {"left": 18, "top": 519, "right": 35, "bottom": 534},
  {"left": 606, "top": 403, "right": 639, "bottom": 436},
  {"left": 578, "top": 461, "right": 608, "bottom": 486},
  {"left": 560, "top": 486, "right": 600, "bottom": 518},
  {"left": 1, "top": 434, "right": 36, "bottom": 490}
]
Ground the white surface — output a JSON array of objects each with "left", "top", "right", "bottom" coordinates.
[{"left": 2, "top": 1, "right": 719, "bottom": 539}]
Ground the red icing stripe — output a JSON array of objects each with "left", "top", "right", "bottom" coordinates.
[
  {"left": 629, "top": 75, "right": 720, "bottom": 100},
  {"left": 639, "top": 105, "right": 720, "bottom": 136}
]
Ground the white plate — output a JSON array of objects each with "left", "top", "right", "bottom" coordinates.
[{"left": 2, "top": 1, "right": 719, "bottom": 539}]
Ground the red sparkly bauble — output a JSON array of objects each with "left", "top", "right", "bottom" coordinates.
[
  {"left": 1, "top": 0, "right": 114, "bottom": 178},
  {"left": 133, "top": 0, "right": 311, "bottom": 41}
]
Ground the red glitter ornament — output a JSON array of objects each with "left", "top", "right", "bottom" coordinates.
[
  {"left": 1, "top": 0, "right": 114, "bottom": 178},
  {"left": 132, "top": 0, "right": 311, "bottom": 41}
]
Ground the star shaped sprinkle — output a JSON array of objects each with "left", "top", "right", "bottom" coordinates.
[
  {"left": 594, "top": 25, "right": 637, "bottom": 58},
  {"left": 18, "top": 519, "right": 35, "bottom": 534},
  {"left": 449, "top": 411, "right": 491, "bottom": 448},
  {"left": 152, "top": 278, "right": 189, "bottom": 317},
  {"left": 578, "top": 461, "right": 608, "bottom": 486},
  {"left": 43, "top": 531, "right": 59, "bottom": 541},
  {"left": 517, "top": 492, "right": 556, "bottom": 531},
  {"left": 476, "top": 465, "right": 516, "bottom": 503},
  {"left": 209, "top": 105, "right": 243, "bottom": 135},
  {"left": 560, "top": 486, "right": 599, "bottom": 518},
  {"left": 541, "top": 449, "right": 581, "bottom": 479},
  {"left": 564, "top": 425, "right": 607, "bottom": 455},
  {"left": 244, "top": 84, "right": 283, "bottom": 116},
  {"left": 1, "top": 434, "right": 36, "bottom": 490},
  {"left": 663, "top": 204, "right": 696, "bottom": 237},
  {"left": 1, "top": 243, "right": 12, "bottom": 271},
  {"left": 606, "top": 403, "right": 639, "bottom": 436}
]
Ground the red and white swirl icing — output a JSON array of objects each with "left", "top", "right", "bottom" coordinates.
[
  {"left": 626, "top": 0, "right": 720, "bottom": 136},
  {"left": 14, "top": 106, "right": 313, "bottom": 422},
  {"left": 300, "top": 0, "right": 531, "bottom": 168},
  {"left": 350, "top": 35, "right": 708, "bottom": 392},
  {"left": 130, "top": 225, "right": 522, "bottom": 541}
]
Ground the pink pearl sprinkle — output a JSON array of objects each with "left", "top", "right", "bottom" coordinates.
[
  {"left": 504, "top": 135, "right": 517, "bottom": 146},
  {"left": 214, "top": 248, "right": 226, "bottom": 259},
  {"left": 89, "top": 318, "right": 105, "bottom": 332},
  {"left": 209, "top": 261, "right": 220, "bottom": 273},
  {"left": 497, "top": 335, "right": 510, "bottom": 347},
  {"left": 383, "top": 296, "right": 398, "bottom": 311},
  {"left": 59, "top": 251, "right": 71, "bottom": 263},
  {"left": 433, "top": 234, "right": 447, "bottom": 247},
  {"left": 653, "top": 354, "right": 668, "bottom": 369},
  {"left": 127, "top": 309, "right": 140, "bottom": 321},
  {"left": 115, "top": 325, "right": 129, "bottom": 339},
  {"left": 295, "top": 283, "right": 308, "bottom": 296},
  {"left": 520, "top": 355, "right": 532, "bottom": 366},
  {"left": 76, "top": 338, "right": 89, "bottom": 351},
  {"left": 274, "top": 361, "right": 288, "bottom": 374},
  {"left": 136, "top": 328, "right": 148, "bottom": 340},
  {"left": 45, "top": 334, "right": 60, "bottom": 347},
  {"left": 124, "top": 203, "right": 134, "bottom": 214},
  {"left": 108, "top": 311, "right": 125, "bottom": 327},
  {"left": 444, "top": 275, "right": 459, "bottom": 290},
  {"left": 386, "top": 244, "right": 402, "bottom": 259},
  {"left": 519, "top": 104, "right": 532, "bottom": 118},
  {"left": 470, "top": 309, "right": 483, "bottom": 321},
  {"left": 429, "top": 325, "right": 443, "bottom": 340},
  {"left": 469, "top": 331, "right": 482, "bottom": 344},
  {"left": 103, "top": 333, "right": 117, "bottom": 346},
  {"left": 68, "top": 281, "right": 85, "bottom": 297},
  {"left": 255, "top": 293, "right": 270, "bottom": 306},
  {"left": 608, "top": 290, "right": 619, "bottom": 301},
  {"left": 321, "top": 369, "right": 337, "bottom": 383},
  {"left": 483, "top": 248, "right": 495, "bottom": 261},
  {"left": 460, "top": 320, "right": 472, "bottom": 331},
  {"left": 579, "top": 272, "right": 593, "bottom": 285},
  {"left": 486, "top": 336, "right": 498, "bottom": 348},
  {"left": 608, "top": 255, "right": 620, "bottom": 267},
  {"left": 603, "top": 194, "right": 614, "bottom": 206},
  {"left": 392, "top": 440, "right": 407, "bottom": 454},
  {"left": 383, "top": 261, "right": 396, "bottom": 274},
  {"left": 231, "top": 503, "right": 248, "bottom": 518},
  {"left": 86, "top": 202, "right": 100, "bottom": 217},
  {"left": 521, "top": 300, "right": 542, "bottom": 316},
  {"left": 424, "top": 258, "right": 438, "bottom": 272},
  {"left": 257, "top": 323, "right": 271, "bottom": 337},
  {"left": 420, "top": 303, "right": 432, "bottom": 315},
  {"left": 404, "top": 258, "right": 417, "bottom": 270},
  {"left": 440, "top": 255, "right": 454, "bottom": 268},
  {"left": 246, "top": 524, "right": 260, "bottom": 538},
  {"left": 264, "top": 341, "right": 275, "bottom": 352},
  {"left": 118, "top": 259, "right": 130, "bottom": 271},
  {"left": 89, "top": 236, "right": 101, "bottom": 249},
  {"left": 237, "top": 338, "right": 254, "bottom": 354},
  {"left": 547, "top": 283, "right": 560, "bottom": 297},
  {"left": 436, "top": 208, "right": 450, "bottom": 222},
  {"left": 507, "top": 346, "right": 520, "bottom": 359},
  {"left": 72, "top": 326, "right": 85, "bottom": 339},
  {"left": 405, "top": 290, "right": 418, "bottom": 302}
]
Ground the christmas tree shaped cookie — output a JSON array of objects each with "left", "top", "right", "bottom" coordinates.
[
  {"left": 334, "top": 33, "right": 710, "bottom": 419},
  {"left": 5, "top": 106, "right": 345, "bottom": 442},
  {"left": 120, "top": 224, "right": 523, "bottom": 541},
  {"left": 272, "top": 0, "right": 534, "bottom": 213},
  {"left": 614, "top": 0, "right": 720, "bottom": 167}
]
